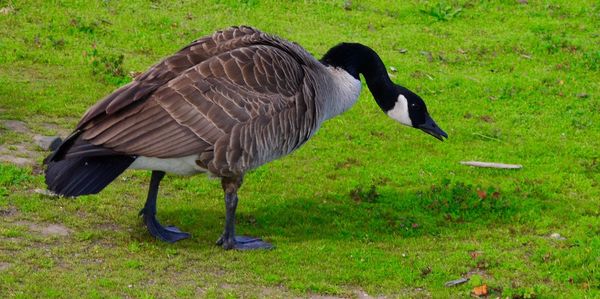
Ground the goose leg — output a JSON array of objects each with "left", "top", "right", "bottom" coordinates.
[
  {"left": 216, "top": 176, "right": 273, "bottom": 250},
  {"left": 139, "top": 171, "right": 190, "bottom": 243}
]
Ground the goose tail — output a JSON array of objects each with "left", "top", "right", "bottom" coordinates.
[{"left": 44, "top": 132, "right": 135, "bottom": 197}]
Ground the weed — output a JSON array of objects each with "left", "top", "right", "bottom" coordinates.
[
  {"left": 47, "top": 36, "right": 65, "bottom": 49},
  {"left": 349, "top": 185, "right": 379, "bottom": 203},
  {"left": 0, "top": 164, "right": 31, "bottom": 197},
  {"left": 69, "top": 17, "right": 99, "bottom": 35},
  {"left": 581, "top": 50, "right": 600, "bottom": 71},
  {"left": 580, "top": 157, "right": 599, "bottom": 174},
  {"left": 89, "top": 48, "right": 130, "bottom": 86},
  {"left": 421, "top": 180, "right": 511, "bottom": 223},
  {"left": 420, "top": 2, "right": 463, "bottom": 21},
  {"left": 539, "top": 34, "right": 577, "bottom": 54},
  {"left": 502, "top": 286, "right": 542, "bottom": 299}
]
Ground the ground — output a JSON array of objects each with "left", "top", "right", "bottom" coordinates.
[{"left": 0, "top": 0, "right": 599, "bottom": 298}]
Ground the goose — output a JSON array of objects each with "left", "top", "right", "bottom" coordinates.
[{"left": 44, "top": 26, "right": 447, "bottom": 250}]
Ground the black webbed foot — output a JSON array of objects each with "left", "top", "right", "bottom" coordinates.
[
  {"left": 139, "top": 171, "right": 190, "bottom": 243},
  {"left": 140, "top": 209, "right": 190, "bottom": 243},
  {"left": 216, "top": 235, "right": 273, "bottom": 250}
]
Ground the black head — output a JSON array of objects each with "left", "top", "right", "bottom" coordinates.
[
  {"left": 385, "top": 86, "right": 448, "bottom": 141},
  {"left": 321, "top": 43, "right": 447, "bottom": 141}
]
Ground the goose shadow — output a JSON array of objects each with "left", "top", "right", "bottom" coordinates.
[{"left": 154, "top": 184, "right": 532, "bottom": 247}]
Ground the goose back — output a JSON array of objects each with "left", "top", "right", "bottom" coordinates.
[{"left": 72, "top": 26, "right": 337, "bottom": 177}]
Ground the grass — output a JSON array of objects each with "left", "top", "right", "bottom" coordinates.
[{"left": 1, "top": 0, "right": 599, "bottom": 297}]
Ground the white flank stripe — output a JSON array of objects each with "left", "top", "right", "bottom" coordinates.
[{"left": 129, "top": 155, "right": 206, "bottom": 176}]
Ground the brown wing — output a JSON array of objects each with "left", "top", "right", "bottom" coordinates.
[
  {"left": 77, "top": 26, "right": 292, "bottom": 127},
  {"left": 79, "top": 42, "right": 317, "bottom": 175}
]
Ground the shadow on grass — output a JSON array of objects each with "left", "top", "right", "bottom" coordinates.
[{"left": 154, "top": 180, "right": 543, "bottom": 247}]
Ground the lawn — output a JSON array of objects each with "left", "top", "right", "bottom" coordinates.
[{"left": 0, "top": 0, "right": 599, "bottom": 298}]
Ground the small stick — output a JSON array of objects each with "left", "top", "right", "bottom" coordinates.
[
  {"left": 445, "top": 277, "right": 469, "bottom": 287},
  {"left": 460, "top": 161, "right": 523, "bottom": 169},
  {"left": 472, "top": 133, "right": 503, "bottom": 142}
]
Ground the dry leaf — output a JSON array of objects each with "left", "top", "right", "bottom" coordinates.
[
  {"left": 0, "top": 6, "right": 14, "bottom": 15},
  {"left": 476, "top": 189, "right": 487, "bottom": 199},
  {"left": 471, "top": 284, "right": 488, "bottom": 296},
  {"left": 470, "top": 251, "right": 483, "bottom": 259}
]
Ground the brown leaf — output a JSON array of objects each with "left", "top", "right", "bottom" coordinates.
[
  {"left": 471, "top": 284, "right": 488, "bottom": 296},
  {"left": 479, "top": 115, "right": 494, "bottom": 123},
  {"left": 343, "top": 0, "right": 352, "bottom": 10},
  {"left": 420, "top": 266, "right": 432, "bottom": 277},
  {"left": 577, "top": 93, "right": 589, "bottom": 99},
  {"left": 0, "top": 6, "right": 14, "bottom": 15},
  {"left": 476, "top": 189, "right": 487, "bottom": 199},
  {"left": 469, "top": 251, "right": 483, "bottom": 259},
  {"left": 129, "top": 71, "right": 142, "bottom": 79}
]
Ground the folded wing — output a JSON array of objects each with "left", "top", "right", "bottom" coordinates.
[{"left": 72, "top": 27, "right": 317, "bottom": 176}]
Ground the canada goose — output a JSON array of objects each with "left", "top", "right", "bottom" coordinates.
[{"left": 44, "top": 26, "right": 447, "bottom": 250}]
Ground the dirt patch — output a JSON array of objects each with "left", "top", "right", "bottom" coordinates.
[
  {"left": 353, "top": 290, "right": 383, "bottom": 299},
  {"left": 13, "top": 221, "right": 71, "bottom": 237},
  {"left": 308, "top": 290, "right": 387, "bottom": 299},
  {"left": 334, "top": 157, "right": 362, "bottom": 169},
  {"left": 95, "top": 222, "right": 121, "bottom": 232},
  {"left": 258, "top": 285, "right": 291, "bottom": 298},
  {"left": 0, "top": 206, "right": 18, "bottom": 218},
  {"left": 466, "top": 268, "right": 492, "bottom": 279},
  {"left": 0, "top": 155, "right": 33, "bottom": 166},
  {"left": 40, "top": 122, "right": 72, "bottom": 138},
  {"left": 479, "top": 115, "right": 495, "bottom": 123},
  {"left": 0, "top": 144, "right": 38, "bottom": 166},
  {"left": 2, "top": 120, "right": 31, "bottom": 134},
  {"left": 0, "top": 119, "right": 70, "bottom": 167},
  {"left": 0, "top": 262, "right": 11, "bottom": 271},
  {"left": 2, "top": 144, "right": 37, "bottom": 156},
  {"left": 309, "top": 295, "right": 344, "bottom": 299},
  {"left": 41, "top": 224, "right": 71, "bottom": 236}
]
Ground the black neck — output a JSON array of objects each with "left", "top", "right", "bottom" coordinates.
[{"left": 320, "top": 43, "right": 397, "bottom": 111}]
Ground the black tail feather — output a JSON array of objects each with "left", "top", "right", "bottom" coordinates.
[
  {"left": 43, "top": 130, "right": 135, "bottom": 197},
  {"left": 45, "top": 155, "right": 135, "bottom": 197},
  {"left": 44, "top": 130, "right": 81, "bottom": 164}
]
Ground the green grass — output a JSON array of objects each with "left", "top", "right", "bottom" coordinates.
[{"left": 1, "top": 0, "right": 599, "bottom": 297}]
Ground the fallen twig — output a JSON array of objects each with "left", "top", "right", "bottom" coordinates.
[
  {"left": 445, "top": 277, "right": 469, "bottom": 287},
  {"left": 472, "top": 132, "right": 503, "bottom": 142},
  {"left": 460, "top": 161, "right": 523, "bottom": 169}
]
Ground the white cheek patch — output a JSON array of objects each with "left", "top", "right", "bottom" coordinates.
[{"left": 386, "top": 95, "right": 412, "bottom": 126}]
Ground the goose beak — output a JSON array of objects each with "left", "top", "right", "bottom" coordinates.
[{"left": 418, "top": 115, "right": 448, "bottom": 141}]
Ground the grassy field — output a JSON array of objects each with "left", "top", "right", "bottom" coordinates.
[{"left": 1, "top": 0, "right": 599, "bottom": 297}]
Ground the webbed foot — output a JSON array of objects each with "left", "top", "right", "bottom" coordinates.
[
  {"left": 216, "top": 235, "right": 273, "bottom": 250},
  {"left": 140, "top": 209, "right": 190, "bottom": 243}
]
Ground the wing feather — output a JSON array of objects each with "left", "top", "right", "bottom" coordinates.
[{"left": 69, "top": 27, "right": 320, "bottom": 175}]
